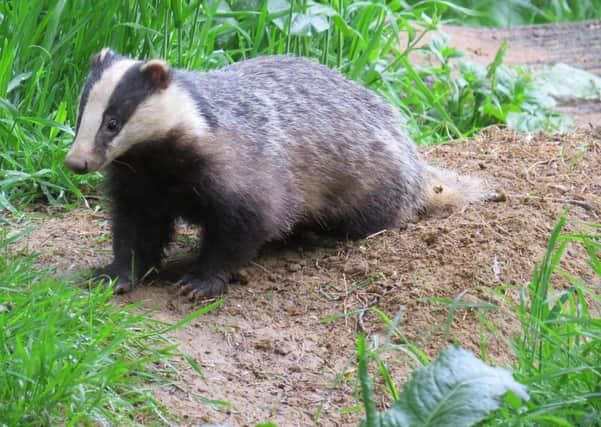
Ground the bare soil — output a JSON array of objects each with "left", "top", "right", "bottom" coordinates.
[{"left": 7, "top": 127, "right": 601, "bottom": 426}]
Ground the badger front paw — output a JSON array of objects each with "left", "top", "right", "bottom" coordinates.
[
  {"left": 90, "top": 265, "right": 133, "bottom": 294},
  {"left": 179, "top": 273, "right": 229, "bottom": 300}
]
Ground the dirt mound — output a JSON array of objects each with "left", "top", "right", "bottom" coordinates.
[{"left": 7, "top": 127, "right": 601, "bottom": 426}]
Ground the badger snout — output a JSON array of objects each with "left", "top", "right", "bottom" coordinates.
[
  {"left": 64, "top": 155, "right": 90, "bottom": 174},
  {"left": 65, "top": 137, "right": 105, "bottom": 173},
  {"left": 65, "top": 151, "right": 104, "bottom": 174}
]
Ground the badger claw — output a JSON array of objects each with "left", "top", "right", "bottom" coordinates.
[
  {"left": 179, "top": 274, "right": 229, "bottom": 300},
  {"left": 90, "top": 266, "right": 133, "bottom": 294},
  {"left": 112, "top": 277, "right": 133, "bottom": 294}
]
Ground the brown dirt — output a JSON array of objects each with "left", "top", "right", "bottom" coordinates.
[{"left": 6, "top": 127, "right": 601, "bottom": 426}]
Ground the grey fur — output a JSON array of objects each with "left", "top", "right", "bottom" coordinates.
[{"left": 175, "top": 56, "right": 427, "bottom": 235}]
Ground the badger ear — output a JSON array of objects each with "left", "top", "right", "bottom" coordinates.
[
  {"left": 140, "top": 59, "right": 171, "bottom": 90},
  {"left": 91, "top": 47, "right": 114, "bottom": 66}
]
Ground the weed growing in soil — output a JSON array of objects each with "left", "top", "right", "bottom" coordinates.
[
  {"left": 0, "top": 231, "right": 218, "bottom": 426},
  {"left": 400, "top": 38, "right": 571, "bottom": 144},
  {"left": 358, "top": 342, "right": 528, "bottom": 426},
  {"left": 1, "top": 0, "right": 569, "bottom": 208}
]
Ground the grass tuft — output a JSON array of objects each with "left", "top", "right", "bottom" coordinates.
[
  {"left": 0, "top": 232, "right": 215, "bottom": 425},
  {"left": 506, "top": 213, "right": 601, "bottom": 424}
]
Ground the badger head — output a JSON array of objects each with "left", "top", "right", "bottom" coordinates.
[{"left": 65, "top": 48, "right": 205, "bottom": 174}]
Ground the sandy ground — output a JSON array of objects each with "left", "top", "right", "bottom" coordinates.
[{"left": 6, "top": 127, "right": 600, "bottom": 426}]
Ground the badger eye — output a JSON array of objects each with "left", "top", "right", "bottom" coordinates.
[{"left": 106, "top": 118, "right": 120, "bottom": 132}]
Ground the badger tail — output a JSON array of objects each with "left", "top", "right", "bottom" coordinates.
[{"left": 422, "top": 165, "right": 487, "bottom": 216}]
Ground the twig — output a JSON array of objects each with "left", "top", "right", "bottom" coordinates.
[
  {"left": 511, "top": 193, "right": 598, "bottom": 217},
  {"left": 525, "top": 159, "right": 556, "bottom": 186},
  {"left": 365, "top": 229, "right": 387, "bottom": 240}
]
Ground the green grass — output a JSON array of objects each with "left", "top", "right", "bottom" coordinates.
[
  {"left": 0, "top": 0, "right": 570, "bottom": 210},
  {"left": 503, "top": 214, "right": 601, "bottom": 424},
  {"left": 0, "top": 231, "right": 218, "bottom": 426},
  {"left": 413, "top": 0, "right": 601, "bottom": 27}
]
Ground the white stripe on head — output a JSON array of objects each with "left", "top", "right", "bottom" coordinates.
[
  {"left": 104, "top": 81, "right": 209, "bottom": 163},
  {"left": 68, "top": 59, "right": 138, "bottom": 164}
]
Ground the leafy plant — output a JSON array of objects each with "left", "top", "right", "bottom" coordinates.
[
  {"left": 399, "top": 37, "right": 572, "bottom": 143},
  {"left": 536, "top": 63, "right": 601, "bottom": 101},
  {"left": 506, "top": 213, "right": 601, "bottom": 424},
  {"left": 358, "top": 343, "right": 528, "bottom": 427},
  {"left": 340, "top": 211, "right": 601, "bottom": 426}
]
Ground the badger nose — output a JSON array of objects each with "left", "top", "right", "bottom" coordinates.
[{"left": 64, "top": 155, "right": 89, "bottom": 174}]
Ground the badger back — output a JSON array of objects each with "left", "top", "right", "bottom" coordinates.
[{"left": 202, "top": 56, "right": 427, "bottom": 220}]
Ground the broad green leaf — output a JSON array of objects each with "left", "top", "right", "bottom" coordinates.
[
  {"left": 307, "top": 2, "right": 336, "bottom": 18},
  {"left": 289, "top": 13, "right": 329, "bottom": 36},
  {"left": 537, "top": 63, "right": 601, "bottom": 101},
  {"left": 507, "top": 111, "right": 573, "bottom": 134},
  {"left": 363, "top": 347, "right": 528, "bottom": 427},
  {"left": 267, "top": 0, "right": 289, "bottom": 15}
]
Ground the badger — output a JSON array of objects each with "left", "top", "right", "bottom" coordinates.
[{"left": 65, "top": 48, "right": 483, "bottom": 298}]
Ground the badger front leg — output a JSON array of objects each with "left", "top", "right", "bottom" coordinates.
[
  {"left": 180, "top": 207, "right": 265, "bottom": 299},
  {"left": 94, "top": 205, "right": 174, "bottom": 293}
]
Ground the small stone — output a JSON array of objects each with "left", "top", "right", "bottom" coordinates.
[
  {"left": 486, "top": 191, "right": 507, "bottom": 202},
  {"left": 421, "top": 230, "right": 439, "bottom": 246},
  {"left": 343, "top": 258, "right": 369, "bottom": 275}
]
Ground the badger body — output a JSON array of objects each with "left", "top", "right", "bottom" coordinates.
[{"left": 65, "top": 49, "right": 480, "bottom": 297}]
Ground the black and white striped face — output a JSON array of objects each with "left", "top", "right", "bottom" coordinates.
[{"left": 65, "top": 48, "right": 207, "bottom": 174}]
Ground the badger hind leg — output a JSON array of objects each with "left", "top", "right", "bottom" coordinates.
[
  {"left": 325, "top": 210, "right": 394, "bottom": 240},
  {"left": 320, "top": 186, "right": 416, "bottom": 240}
]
